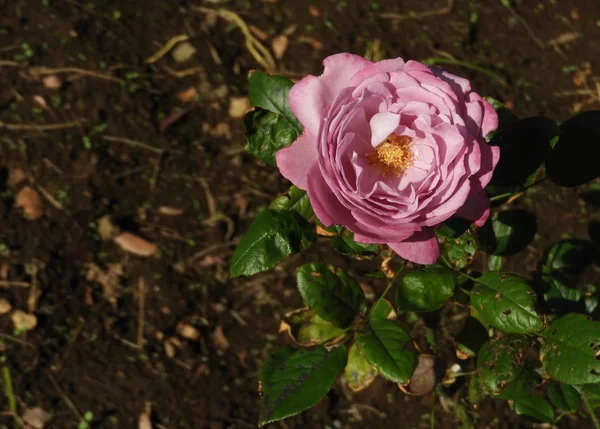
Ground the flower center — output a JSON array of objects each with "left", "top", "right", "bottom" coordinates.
[{"left": 368, "top": 134, "right": 413, "bottom": 176}]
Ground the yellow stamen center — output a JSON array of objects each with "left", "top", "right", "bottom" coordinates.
[{"left": 368, "top": 134, "right": 413, "bottom": 176}]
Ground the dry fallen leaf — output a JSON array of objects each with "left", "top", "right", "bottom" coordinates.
[
  {"left": 42, "top": 75, "right": 62, "bottom": 89},
  {"left": 177, "top": 87, "right": 198, "bottom": 103},
  {"left": 97, "top": 216, "right": 117, "bottom": 240},
  {"left": 171, "top": 42, "right": 197, "bottom": 63},
  {"left": 33, "top": 95, "right": 50, "bottom": 112},
  {"left": 164, "top": 340, "right": 176, "bottom": 358},
  {"left": 0, "top": 298, "right": 12, "bottom": 315},
  {"left": 177, "top": 323, "right": 200, "bottom": 341},
  {"left": 158, "top": 206, "right": 184, "bottom": 216},
  {"left": 228, "top": 97, "right": 250, "bottom": 118},
  {"left": 11, "top": 310, "right": 37, "bottom": 331},
  {"left": 249, "top": 25, "right": 268, "bottom": 41},
  {"left": 22, "top": 406, "right": 51, "bottom": 429},
  {"left": 85, "top": 263, "right": 124, "bottom": 307},
  {"left": 7, "top": 167, "right": 26, "bottom": 188},
  {"left": 213, "top": 325, "right": 230, "bottom": 353},
  {"left": 15, "top": 186, "right": 44, "bottom": 220},
  {"left": 548, "top": 32, "right": 580, "bottom": 46},
  {"left": 138, "top": 412, "right": 152, "bottom": 429},
  {"left": 114, "top": 232, "right": 157, "bottom": 257},
  {"left": 272, "top": 35, "right": 289, "bottom": 60},
  {"left": 308, "top": 5, "right": 321, "bottom": 16},
  {"left": 202, "top": 122, "right": 232, "bottom": 139}
]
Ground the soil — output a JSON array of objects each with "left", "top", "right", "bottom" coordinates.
[{"left": 0, "top": 0, "right": 599, "bottom": 428}]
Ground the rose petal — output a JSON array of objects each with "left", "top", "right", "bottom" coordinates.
[
  {"left": 455, "top": 188, "right": 490, "bottom": 226},
  {"left": 306, "top": 163, "right": 355, "bottom": 227},
  {"left": 370, "top": 112, "right": 401, "bottom": 146},
  {"left": 388, "top": 229, "right": 440, "bottom": 264},
  {"left": 348, "top": 58, "right": 406, "bottom": 86},
  {"left": 289, "top": 54, "right": 371, "bottom": 135},
  {"left": 276, "top": 133, "right": 318, "bottom": 190}
]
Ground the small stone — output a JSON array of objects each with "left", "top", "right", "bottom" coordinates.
[
  {"left": 11, "top": 310, "right": 37, "bottom": 331},
  {"left": 22, "top": 406, "right": 51, "bottom": 429},
  {"left": 171, "top": 42, "right": 197, "bottom": 63},
  {"left": 114, "top": 232, "right": 157, "bottom": 257},
  {"left": 15, "top": 186, "right": 44, "bottom": 220},
  {"left": 42, "top": 75, "right": 62, "bottom": 89},
  {"left": 228, "top": 97, "right": 250, "bottom": 118},
  {"left": 177, "top": 323, "right": 200, "bottom": 341},
  {"left": 213, "top": 325, "right": 230, "bottom": 354},
  {"left": 0, "top": 298, "right": 12, "bottom": 315}
]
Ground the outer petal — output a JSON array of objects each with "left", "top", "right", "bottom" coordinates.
[
  {"left": 348, "top": 58, "right": 406, "bottom": 86},
  {"left": 388, "top": 229, "right": 440, "bottom": 264},
  {"left": 306, "top": 163, "right": 355, "bottom": 227},
  {"left": 275, "top": 133, "right": 318, "bottom": 190},
  {"left": 289, "top": 54, "right": 371, "bottom": 135},
  {"left": 476, "top": 143, "right": 501, "bottom": 188},
  {"left": 455, "top": 188, "right": 490, "bottom": 227}
]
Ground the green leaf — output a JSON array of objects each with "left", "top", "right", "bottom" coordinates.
[
  {"left": 437, "top": 229, "right": 477, "bottom": 270},
  {"left": 244, "top": 109, "right": 298, "bottom": 165},
  {"left": 477, "top": 335, "right": 528, "bottom": 395},
  {"left": 296, "top": 263, "right": 364, "bottom": 329},
  {"left": 436, "top": 217, "right": 471, "bottom": 238},
  {"left": 231, "top": 209, "right": 315, "bottom": 277},
  {"left": 354, "top": 307, "right": 416, "bottom": 384},
  {"left": 539, "top": 313, "right": 600, "bottom": 384},
  {"left": 270, "top": 186, "right": 314, "bottom": 220},
  {"left": 248, "top": 71, "right": 302, "bottom": 134},
  {"left": 497, "top": 369, "right": 540, "bottom": 400},
  {"left": 396, "top": 266, "right": 456, "bottom": 312},
  {"left": 542, "top": 272, "right": 583, "bottom": 306},
  {"left": 513, "top": 396, "right": 554, "bottom": 423},
  {"left": 470, "top": 272, "right": 543, "bottom": 334},
  {"left": 547, "top": 381, "right": 581, "bottom": 413},
  {"left": 455, "top": 316, "right": 489, "bottom": 359},
  {"left": 543, "top": 239, "right": 595, "bottom": 274},
  {"left": 370, "top": 299, "right": 395, "bottom": 320},
  {"left": 476, "top": 210, "right": 537, "bottom": 256},
  {"left": 546, "top": 110, "right": 600, "bottom": 187},
  {"left": 259, "top": 345, "right": 347, "bottom": 426},
  {"left": 489, "top": 116, "right": 558, "bottom": 188},
  {"left": 281, "top": 309, "right": 347, "bottom": 346},
  {"left": 344, "top": 343, "right": 377, "bottom": 392},
  {"left": 331, "top": 230, "right": 380, "bottom": 257}
]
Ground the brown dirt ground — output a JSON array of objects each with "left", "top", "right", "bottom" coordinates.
[{"left": 0, "top": 0, "right": 599, "bottom": 428}]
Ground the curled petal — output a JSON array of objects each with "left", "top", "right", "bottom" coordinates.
[
  {"left": 275, "top": 133, "right": 318, "bottom": 190},
  {"left": 456, "top": 188, "right": 490, "bottom": 227},
  {"left": 388, "top": 229, "right": 440, "bottom": 264}
]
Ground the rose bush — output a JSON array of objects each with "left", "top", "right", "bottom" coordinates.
[{"left": 276, "top": 54, "right": 500, "bottom": 264}]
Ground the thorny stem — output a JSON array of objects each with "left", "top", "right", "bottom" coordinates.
[
  {"left": 489, "top": 176, "right": 547, "bottom": 202},
  {"left": 373, "top": 261, "right": 408, "bottom": 314},
  {"left": 583, "top": 391, "right": 600, "bottom": 429}
]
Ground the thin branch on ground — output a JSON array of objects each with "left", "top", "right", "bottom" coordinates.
[
  {"left": 0, "top": 280, "right": 31, "bottom": 288},
  {"left": 46, "top": 371, "right": 85, "bottom": 424},
  {"left": 501, "top": 1, "right": 545, "bottom": 49},
  {"left": 1, "top": 119, "right": 85, "bottom": 131},
  {"left": 380, "top": 0, "right": 454, "bottom": 21},
  {"left": 145, "top": 34, "right": 189, "bottom": 64},
  {"left": 172, "top": 241, "right": 236, "bottom": 272},
  {"left": 0, "top": 60, "right": 22, "bottom": 67},
  {"left": 29, "top": 66, "right": 122, "bottom": 83},
  {"left": 101, "top": 135, "right": 165, "bottom": 155},
  {"left": 2, "top": 359, "right": 21, "bottom": 429},
  {"left": 33, "top": 183, "right": 65, "bottom": 211},
  {"left": 137, "top": 277, "right": 146, "bottom": 349}
]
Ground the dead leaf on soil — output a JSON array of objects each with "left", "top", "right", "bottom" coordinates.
[
  {"left": 158, "top": 206, "right": 184, "bottom": 216},
  {"left": 228, "top": 97, "right": 250, "bottom": 118},
  {"left": 202, "top": 122, "right": 232, "bottom": 139},
  {"left": 171, "top": 42, "right": 197, "bottom": 63},
  {"left": 548, "top": 32, "right": 580, "bottom": 46},
  {"left": 164, "top": 340, "right": 176, "bottom": 358},
  {"left": 85, "top": 263, "right": 124, "bottom": 307},
  {"left": 249, "top": 25, "right": 268, "bottom": 41},
  {"left": 114, "top": 232, "right": 157, "bottom": 257},
  {"left": 97, "top": 216, "right": 117, "bottom": 241},
  {"left": 15, "top": 186, "right": 44, "bottom": 220},
  {"left": 11, "top": 310, "right": 37, "bottom": 331},
  {"left": 398, "top": 355, "right": 436, "bottom": 396},
  {"left": 7, "top": 166, "right": 26, "bottom": 188},
  {"left": 22, "top": 406, "right": 51, "bottom": 429},
  {"left": 42, "top": 75, "right": 62, "bottom": 89},
  {"left": 308, "top": 5, "right": 321, "bottom": 17},
  {"left": 177, "top": 87, "right": 198, "bottom": 103},
  {"left": 271, "top": 35, "right": 288, "bottom": 60},
  {"left": 177, "top": 323, "right": 201, "bottom": 341},
  {"left": 0, "top": 298, "right": 12, "bottom": 315},
  {"left": 213, "top": 325, "right": 230, "bottom": 353},
  {"left": 33, "top": 95, "right": 51, "bottom": 112},
  {"left": 138, "top": 412, "right": 152, "bottom": 429}
]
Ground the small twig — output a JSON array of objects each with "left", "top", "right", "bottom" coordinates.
[
  {"left": 199, "top": 178, "right": 217, "bottom": 218},
  {"left": 1, "top": 119, "right": 84, "bottom": 131},
  {"left": 380, "top": 0, "right": 453, "bottom": 21},
  {"left": 137, "top": 277, "right": 146, "bottom": 349},
  {"left": 29, "top": 66, "right": 122, "bottom": 83},
  {"left": 46, "top": 371, "right": 85, "bottom": 423},
  {"left": 34, "top": 184, "right": 65, "bottom": 211},
  {"left": 101, "top": 135, "right": 165, "bottom": 155},
  {"left": 172, "top": 241, "right": 236, "bottom": 272},
  {"left": 161, "top": 65, "right": 205, "bottom": 78},
  {"left": 0, "top": 280, "right": 31, "bottom": 288},
  {"left": 2, "top": 358, "right": 20, "bottom": 428},
  {"left": 145, "top": 34, "right": 189, "bottom": 64},
  {"left": 0, "top": 60, "right": 22, "bottom": 68},
  {"left": 0, "top": 333, "right": 35, "bottom": 348},
  {"left": 501, "top": 1, "right": 545, "bottom": 49}
]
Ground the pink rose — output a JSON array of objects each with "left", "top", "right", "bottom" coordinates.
[{"left": 276, "top": 54, "right": 500, "bottom": 264}]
